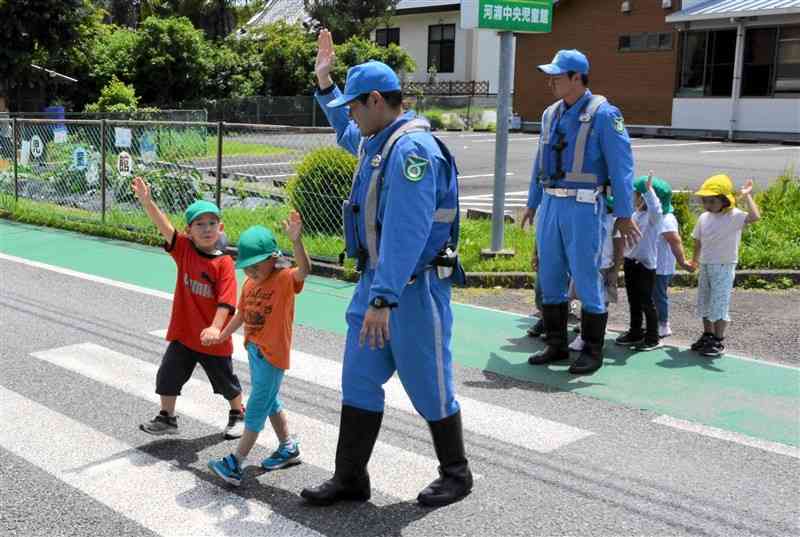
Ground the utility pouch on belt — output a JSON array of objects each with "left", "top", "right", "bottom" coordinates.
[{"left": 341, "top": 200, "right": 360, "bottom": 261}]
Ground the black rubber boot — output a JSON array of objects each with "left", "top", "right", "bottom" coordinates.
[
  {"left": 301, "top": 405, "right": 383, "bottom": 506},
  {"left": 569, "top": 310, "right": 608, "bottom": 375},
  {"left": 528, "top": 303, "right": 570, "bottom": 365},
  {"left": 418, "top": 411, "right": 473, "bottom": 507}
]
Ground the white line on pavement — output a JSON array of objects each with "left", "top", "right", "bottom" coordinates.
[
  {"left": 461, "top": 190, "right": 528, "bottom": 200},
  {"left": 150, "top": 331, "right": 594, "bottom": 453},
  {"left": 700, "top": 147, "right": 800, "bottom": 154},
  {"left": 31, "top": 343, "right": 440, "bottom": 500},
  {"left": 459, "top": 172, "right": 516, "bottom": 179},
  {"left": 461, "top": 202, "right": 527, "bottom": 208},
  {"left": 473, "top": 137, "right": 538, "bottom": 144},
  {"left": 0, "top": 385, "right": 325, "bottom": 537},
  {"left": 197, "top": 161, "right": 298, "bottom": 171},
  {"left": 0, "top": 253, "right": 173, "bottom": 301},
  {"left": 652, "top": 415, "right": 800, "bottom": 460},
  {"left": 630, "top": 142, "right": 723, "bottom": 149}
]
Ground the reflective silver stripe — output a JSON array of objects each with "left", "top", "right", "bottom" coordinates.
[
  {"left": 433, "top": 207, "right": 457, "bottom": 223},
  {"left": 350, "top": 139, "right": 365, "bottom": 191},
  {"left": 425, "top": 270, "right": 448, "bottom": 420},
  {"left": 565, "top": 172, "right": 598, "bottom": 183},
  {"left": 571, "top": 95, "right": 607, "bottom": 178},
  {"left": 540, "top": 100, "right": 562, "bottom": 145},
  {"left": 364, "top": 119, "right": 431, "bottom": 269}
]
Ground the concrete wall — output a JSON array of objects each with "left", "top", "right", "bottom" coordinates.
[{"left": 672, "top": 98, "right": 800, "bottom": 133}]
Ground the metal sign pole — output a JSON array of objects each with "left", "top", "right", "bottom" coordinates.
[{"left": 484, "top": 30, "right": 514, "bottom": 257}]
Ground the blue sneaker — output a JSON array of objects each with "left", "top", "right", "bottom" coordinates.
[
  {"left": 261, "top": 441, "right": 302, "bottom": 471},
  {"left": 208, "top": 454, "right": 243, "bottom": 486}
]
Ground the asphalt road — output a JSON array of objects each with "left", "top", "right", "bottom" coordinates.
[{"left": 1, "top": 244, "right": 798, "bottom": 537}]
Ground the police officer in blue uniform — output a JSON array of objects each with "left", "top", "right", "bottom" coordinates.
[
  {"left": 301, "top": 29, "right": 472, "bottom": 507},
  {"left": 520, "top": 50, "right": 641, "bottom": 375}
]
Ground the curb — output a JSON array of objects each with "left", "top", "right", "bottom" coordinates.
[{"left": 300, "top": 259, "right": 800, "bottom": 289}]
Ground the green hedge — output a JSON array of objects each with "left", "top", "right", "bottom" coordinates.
[{"left": 285, "top": 147, "right": 356, "bottom": 235}]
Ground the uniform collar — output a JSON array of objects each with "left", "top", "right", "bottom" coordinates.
[
  {"left": 364, "top": 110, "right": 417, "bottom": 154},
  {"left": 560, "top": 90, "right": 592, "bottom": 117}
]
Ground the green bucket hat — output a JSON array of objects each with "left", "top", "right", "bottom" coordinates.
[
  {"left": 184, "top": 200, "right": 221, "bottom": 225},
  {"left": 236, "top": 225, "right": 282, "bottom": 269},
  {"left": 634, "top": 176, "right": 673, "bottom": 214}
]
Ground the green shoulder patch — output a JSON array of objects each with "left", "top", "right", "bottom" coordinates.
[
  {"left": 613, "top": 116, "right": 626, "bottom": 134},
  {"left": 404, "top": 154, "right": 428, "bottom": 182}
]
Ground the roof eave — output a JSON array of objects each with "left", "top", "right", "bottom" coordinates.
[{"left": 666, "top": 7, "right": 800, "bottom": 23}]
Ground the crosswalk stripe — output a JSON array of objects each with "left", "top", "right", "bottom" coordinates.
[
  {"left": 0, "top": 385, "right": 324, "bottom": 537},
  {"left": 150, "top": 331, "right": 594, "bottom": 453},
  {"left": 30, "top": 343, "right": 439, "bottom": 500},
  {"left": 652, "top": 415, "right": 800, "bottom": 459}
]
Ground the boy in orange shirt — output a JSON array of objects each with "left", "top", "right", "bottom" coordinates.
[
  {"left": 207, "top": 212, "right": 311, "bottom": 486},
  {"left": 132, "top": 177, "right": 245, "bottom": 438}
]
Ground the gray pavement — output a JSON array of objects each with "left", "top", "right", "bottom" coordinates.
[{"left": 2, "top": 257, "right": 798, "bottom": 537}]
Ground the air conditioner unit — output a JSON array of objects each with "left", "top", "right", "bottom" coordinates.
[
  {"left": 621, "top": 1, "right": 631, "bottom": 13},
  {"left": 662, "top": 0, "right": 672, "bottom": 8}
]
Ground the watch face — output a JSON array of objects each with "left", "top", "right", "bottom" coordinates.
[{"left": 373, "top": 298, "right": 384, "bottom": 307}]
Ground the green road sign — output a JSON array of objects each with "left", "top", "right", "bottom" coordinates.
[{"left": 462, "top": 0, "right": 553, "bottom": 33}]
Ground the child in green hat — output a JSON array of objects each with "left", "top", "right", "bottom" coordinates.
[
  {"left": 615, "top": 173, "right": 668, "bottom": 352},
  {"left": 131, "top": 177, "right": 245, "bottom": 439},
  {"left": 207, "top": 212, "right": 312, "bottom": 486}
]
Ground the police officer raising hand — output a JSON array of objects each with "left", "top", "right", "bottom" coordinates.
[{"left": 301, "top": 38, "right": 473, "bottom": 508}]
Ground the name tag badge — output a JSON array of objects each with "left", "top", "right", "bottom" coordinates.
[
  {"left": 579, "top": 113, "right": 591, "bottom": 123},
  {"left": 576, "top": 190, "right": 597, "bottom": 204},
  {"left": 371, "top": 155, "right": 382, "bottom": 168}
]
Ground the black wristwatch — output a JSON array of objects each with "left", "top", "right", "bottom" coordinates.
[{"left": 369, "top": 296, "right": 397, "bottom": 309}]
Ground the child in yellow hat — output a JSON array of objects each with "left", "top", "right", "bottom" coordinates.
[{"left": 690, "top": 175, "right": 761, "bottom": 357}]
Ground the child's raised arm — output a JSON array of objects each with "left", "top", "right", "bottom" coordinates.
[
  {"left": 284, "top": 211, "right": 312, "bottom": 282},
  {"left": 739, "top": 179, "right": 761, "bottom": 224},
  {"left": 132, "top": 177, "right": 175, "bottom": 243}
]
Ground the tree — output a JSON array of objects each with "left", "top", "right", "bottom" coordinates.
[
  {"left": 84, "top": 75, "right": 139, "bottom": 112},
  {"left": 303, "top": 0, "right": 398, "bottom": 43},
  {"left": 0, "top": 0, "right": 92, "bottom": 106},
  {"left": 132, "top": 16, "right": 212, "bottom": 104},
  {"left": 139, "top": 0, "right": 263, "bottom": 40}
]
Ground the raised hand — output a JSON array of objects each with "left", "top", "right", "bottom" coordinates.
[
  {"left": 646, "top": 171, "right": 654, "bottom": 191},
  {"left": 315, "top": 29, "right": 335, "bottom": 86},
  {"left": 283, "top": 210, "right": 303, "bottom": 242},
  {"left": 131, "top": 176, "right": 150, "bottom": 202},
  {"left": 740, "top": 178, "right": 754, "bottom": 197}
]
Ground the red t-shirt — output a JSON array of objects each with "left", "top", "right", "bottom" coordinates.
[{"left": 164, "top": 232, "right": 237, "bottom": 357}]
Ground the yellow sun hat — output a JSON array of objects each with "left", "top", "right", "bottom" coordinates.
[{"left": 695, "top": 174, "right": 736, "bottom": 209}]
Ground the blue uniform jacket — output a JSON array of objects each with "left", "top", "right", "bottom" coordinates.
[
  {"left": 526, "top": 90, "right": 634, "bottom": 219},
  {"left": 316, "top": 86, "right": 456, "bottom": 305}
]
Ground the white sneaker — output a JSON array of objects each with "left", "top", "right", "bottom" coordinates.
[
  {"left": 658, "top": 322, "right": 672, "bottom": 338},
  {"left": 568, "top": 335, "right": 585, "bottom": 352},
  {"left": 224, "top": 409, "right": 245, "bottom": 439}
]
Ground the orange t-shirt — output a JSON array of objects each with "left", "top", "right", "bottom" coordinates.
[
  {"left": 240, "top": 267, "right": 304, "bottom": 369},
  {"left": 164, "top": 232, "right": 237, "bottom": 357}
]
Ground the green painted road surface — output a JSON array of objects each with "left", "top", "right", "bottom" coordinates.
[{"left": 2, "top": 219, "right": 798, "bottom": 447}]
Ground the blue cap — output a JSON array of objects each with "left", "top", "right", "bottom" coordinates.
[
  {"left": 326, "top": 60, "right": 401, "bottom": 108},
  {"left": 537, "top": 49, "right": 590, "bottom": 76}
]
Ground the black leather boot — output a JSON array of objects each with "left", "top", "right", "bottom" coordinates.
[
  {"left": 301, "top": 405, "right": 383, "bottom": 506},
  {"left": 528, "top": 302, "right": 570, "bottom": 365},
  {"left": 418, "top": 410, "right": 473, "bottom": 507},
  {"left": 569, "top": 310, "right": 608, "bottom": 375}
]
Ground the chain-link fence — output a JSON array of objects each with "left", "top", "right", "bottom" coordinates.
[{"left": 0, "top": 118, "right": 349, "bottom": 261}]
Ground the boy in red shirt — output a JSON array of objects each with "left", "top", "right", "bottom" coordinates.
[
  {"left": 132, "top": 177, "right": 245, "bottom": 438},
  {"left": 207, "top": 212, "right": 310, "bottom": 486}
]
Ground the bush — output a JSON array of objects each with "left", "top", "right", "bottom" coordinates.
[
  {"left": 84, "top": 76, "right": 139, "bottom": 113},
  {"left": 423, "top": 110, "right": 445, "bottom": 130},
  {"left": 286, "top": 147, "right": 356, "bottom": 235},
  {"left": 112, "top": 165, "right": 201, "bottom": 213}
]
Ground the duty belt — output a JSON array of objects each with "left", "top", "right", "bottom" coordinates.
[{"left": 544, "top": 186, "right": 608, "bottom": 198}]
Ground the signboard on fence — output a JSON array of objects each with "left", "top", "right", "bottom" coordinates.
[
  {"left": 117, "top": 151, "right": 133, "bottom": 177},
  {"left": 114, "top": 127, "right": 132, "bottom": 148},
  {"left": 140, "top": 132, "right": 157, "bottom": 163},
  {"left": 461, "top": 0, "right": 553, "bottom": 33},
  {"left": 30, "top": 135, "right": 44, "bottom": 158},
  {"left": 72, "top": 147, "right": 89, "bottom": 171}
]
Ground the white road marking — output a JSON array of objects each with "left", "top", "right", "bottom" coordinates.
[
  {"left": 652, "top": 415, "right": 800, "bottom": 460},
  {"left": 0, "top": 385, "right": 325, "bottom": 537}
]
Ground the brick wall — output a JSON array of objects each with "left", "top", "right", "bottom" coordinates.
[{"left": 514, "top": 0, "right": 682, "bottom": 126}]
